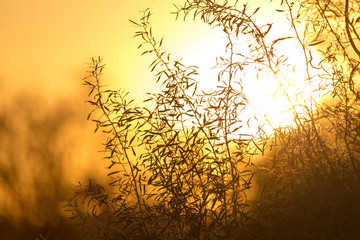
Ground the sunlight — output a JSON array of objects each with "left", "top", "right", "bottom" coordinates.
[
  {"left": 143, "top": 1, "right": 332, "bottom": 138},
  {"left": 189, "top": 22, "right": 329, "bottom": 137},
  {"left": 239, "top": 34, "right": 329, "bottom": 135}
]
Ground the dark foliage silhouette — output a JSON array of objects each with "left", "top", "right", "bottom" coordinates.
[{"left": 66, "top": 0, "right": 360, "bottom": 239}]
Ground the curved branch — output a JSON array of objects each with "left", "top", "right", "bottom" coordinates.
[{"left": 345, "top": 0, "right": 360, "bottom": 58}]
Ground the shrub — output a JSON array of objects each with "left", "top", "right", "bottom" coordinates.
[{"left": 65, "top": 0, "right": 360, "bottom": 239}]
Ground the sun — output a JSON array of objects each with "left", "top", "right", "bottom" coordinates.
[
  {"left": 177, "top": 25, "right": 328, "bottom": 137},
  {"left": 239, "top": 32, "right": 330, "bottom": 136},
  {"left": 232, "top": 42, "right": 327, "bottom": 136},
  {"left": 156, "top": 3, "right": 331, "bottom": 138}
]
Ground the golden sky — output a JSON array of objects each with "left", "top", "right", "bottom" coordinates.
[
  {"left": 0, "top": 0, "right": 227, "bottom": 101},
  {"left": 1, "top": 0, "right": 320, "bottom": 130},
  {"left": 0, "top": 2, "right": 333, "bottom": 179}
]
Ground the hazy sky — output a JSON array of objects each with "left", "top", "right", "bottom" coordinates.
[
  {"left": 0, "top": 0, "right": 330, "bottom": 135},
  {"left": 1, "top": 0, "right": 325, "bottom": 133},
  {"left": 0, "top": 0, "right": 228, "bottom": 103}
]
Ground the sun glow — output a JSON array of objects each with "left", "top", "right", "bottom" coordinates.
[
  {"left": 238, "top": 35, "right": 330, "bottom": 136},
  {"left": 178, "top": 23, "right": 330, "bottom": 137},
  {"left": 137, "top": 1, "right": 332, "bottom": 138}
]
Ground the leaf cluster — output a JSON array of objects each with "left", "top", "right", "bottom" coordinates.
[{"left": 65, "top": 0, "right": 360, "bottom": 239}]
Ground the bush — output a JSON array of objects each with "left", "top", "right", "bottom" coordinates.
[{"left": 65, "top": 0, "right": 360, "bottom": 239}]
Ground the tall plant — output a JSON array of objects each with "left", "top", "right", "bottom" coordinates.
[{"left": 65, "top": 0, "right": 360, "bottom": 239}]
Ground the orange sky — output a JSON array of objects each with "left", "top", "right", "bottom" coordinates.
[
  {"left": 1, "top": 0, "right": 332, "bottom": 136},
  {"left": 0, "top": 0, "right": 310, "bottom": 124},
  {"left": 0, "top": 0, "right": 228, "bottom": 103}
]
